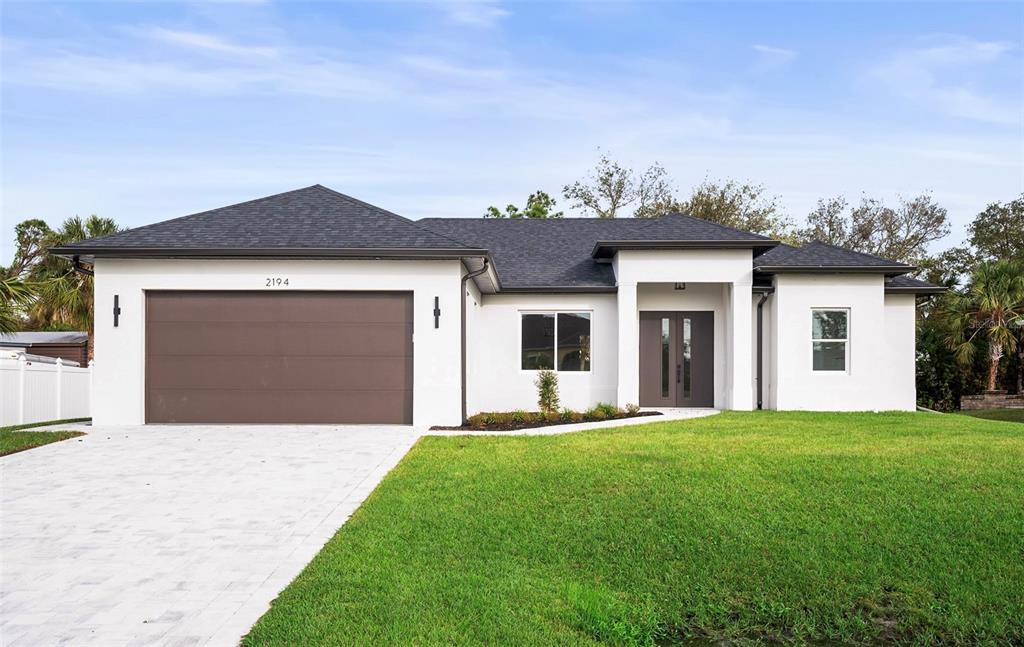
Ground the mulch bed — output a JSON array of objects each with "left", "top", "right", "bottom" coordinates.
[{"left": 430, "top": 411, "right": 662, "bottom": 432}]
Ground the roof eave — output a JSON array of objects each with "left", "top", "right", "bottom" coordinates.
[
  {"left": 592, "top": 239, "right": 779, "bottom": 258},
  {"left": 49, "top": 246, "right": 490, "bottom": 262},
  {"left": 498, "top": 285, "right": 617, "bottom": 294},
  {"left": 755, "top": 265, "right": 914, "bottom": 276},
  {"left": 884, "top": 286, "right": 948, "bottom": 295}
]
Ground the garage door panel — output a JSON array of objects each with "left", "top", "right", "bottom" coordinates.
[
  {"left": 146, "top": 321, "right": 413, "bottom": 357},
  {"left": 148, "top": 389, "right": 410, "bottom": 424},
  {"left": 147, "top": 355, "right": 413, "bottom": 390},
  {"left": 147, "top": 292, "right": 412, "bottom": 324},
  {"left": 145, "top": 291, "right": 413, "bottom": 424}
]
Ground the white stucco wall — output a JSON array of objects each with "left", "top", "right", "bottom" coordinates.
[
  {"left": 770, "top": 274, "right": 916, "bottom": 411},
  {"left": 882, "top": 294, "right": 918, "bottom": 410},
  {"left": 92, "top": 258, "right": 464, "bottom": 427},
  {"left": 466, "top": 292, "right": 618, "bottom": 413}
]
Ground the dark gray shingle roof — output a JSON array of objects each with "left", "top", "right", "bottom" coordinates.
[
  {"left": 885, "top": 275, "right": 947, "bottom": 293},
  {"left": 49, "top": 184, "right": 941, "bottom": 292},
  {"left": 753, "top": 241, "right": 913, "bottom": 273},
  {"left": 419, "top": 213, "right": 775, "bottom": 289},
  {"left": 54, "top": 185, "right": 476, "bottom": 254}
]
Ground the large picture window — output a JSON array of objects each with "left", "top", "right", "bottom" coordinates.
[
  {"left": 812, "top": 309, "right": 849, "bottom": 371},
  {"left": 521, "top": 312, "right": 591, "bottom": 371}
]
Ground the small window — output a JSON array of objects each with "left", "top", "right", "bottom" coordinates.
[
  {"left": 812, "top": 309, "right": 848, "bottom": 371},
  {"left": 521, "top": 312, "right": 591, "bottom": 371}
]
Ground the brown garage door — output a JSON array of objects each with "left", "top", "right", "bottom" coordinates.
[{"left": 145, "top": 291, "right": 413, "bottom": 424}]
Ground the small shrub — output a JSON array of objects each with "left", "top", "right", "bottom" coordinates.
[
  {"left": 484, "top": 412, "right": 502, "bottom": 426},
  {"left": 624, "top": 403, "right": 641, "bottom": 415},
  {"left": 466, "top": 413, "right": 487, "bottom": 428},
  {"left": 511, "top": 410, "right": 527, "bottom": 423},
  {"left": 535, "top": 369, "right": 561, "bottom": 414},
  {"left": 586, "top": 405, "right": 607, "bottom": 420},
  {"left": 595, "top": 402, "right": 620, "bottom": 418},
  {"left": 560, "top": 408, "right": 577, "bottom": 422}
]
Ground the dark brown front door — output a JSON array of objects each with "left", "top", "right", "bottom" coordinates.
[
  {"left": 639, "top": 311, "right": 714, "bottom": 408},
  {"left": 145, "top": 291, "right": 413, "bottom": 424}
]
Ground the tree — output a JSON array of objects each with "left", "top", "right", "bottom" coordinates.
[
  {"left": 969, "top": 194, "right": 1024, "bottom": 263},
  {"left": 799, "top": 194, "right": 950, "bottom": 266},
  {"left": 562, "top": 154, "right": 673, "bottom": 218},
  {"left": 676, "top": 179, "right": 792, "bottom": 238},
  {"left": 0, "top": 276, "right": 33, "bottom": 334},
  {"left": 28, "top": 216, "right": 121, "bottom": 351},
  {"left": 7, "top": 219, "right": 53, "bottom": 278},
  {"left": 485, "top": 191, "right": 564, "bottom": 219},
  {"left": 943, "top": 260, "right": 1024, "bottom": 393}
]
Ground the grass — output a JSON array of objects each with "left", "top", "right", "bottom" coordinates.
[
  {"left": 959, "top": 408, "right": 1024, "bottom": 424},
  {"left": 243, "top": 412, "right": 1024, "bottom": 646},
  {"left": 0, "top": 418, "right": 87, "bottom": 456}
]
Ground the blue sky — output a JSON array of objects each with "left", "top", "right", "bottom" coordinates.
[{"left": 2, "top": 1, "right": 1022, "bottom": 263}]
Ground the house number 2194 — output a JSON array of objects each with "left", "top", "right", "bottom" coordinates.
[{"left": 265, "top": 277, "right": 290, "bottom": 287}]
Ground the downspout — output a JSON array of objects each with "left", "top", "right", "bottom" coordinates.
[
  {"left": 756, "top": 288, "right": 774, "bottom": 410},
  {"left": 461, "top": 258, "right": 490, "bottom": 423},
  {"left": 71, "top": 255, "right": 94, "bottom": 277}
]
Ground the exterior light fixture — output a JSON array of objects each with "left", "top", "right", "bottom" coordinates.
[{"left": 674, "top": 283, "right": 687, "bottom": 291}]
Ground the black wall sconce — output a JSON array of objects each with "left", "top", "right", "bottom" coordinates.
[
  {"left": 433, "top": 296, "right": 441, "bottom": 328},
  {"left": 113, "top": 294, "right": 121, "bottom": 327}
]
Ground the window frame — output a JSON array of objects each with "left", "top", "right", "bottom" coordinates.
[
  {"left": 519, "top": 310, "right": 594, "bottom": 373},
  {"left": 810, "top": 308, "right": 850, "bottom": 373}
]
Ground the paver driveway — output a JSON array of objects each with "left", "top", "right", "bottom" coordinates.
[{"left": 0, "top": 424, "right": 420, "bottom": 647}]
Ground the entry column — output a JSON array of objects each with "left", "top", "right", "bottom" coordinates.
[
  {"left": 729, "top": 280, "right": 754, "bottom": 410},
  {"left": 616, "top": 282, "right": 639, "bottom": 407}
]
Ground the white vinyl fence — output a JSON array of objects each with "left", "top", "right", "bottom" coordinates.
[{"left": 0, "top": 355, "right": 92, "bottom": 427}]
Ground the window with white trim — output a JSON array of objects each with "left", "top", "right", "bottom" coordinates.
[
  {"left": 811, "top": 309, "right": 848, "bottom": 371},
  {"left": 521, "top": 312, "right": 591, "bottom": 371}
]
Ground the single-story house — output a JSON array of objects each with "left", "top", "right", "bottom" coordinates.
[
  {"left": 52, "top": 185, "right": 944, "bottom": 426},
  {"left": 0, "top": 332, "right": 89, "bottom": 366}
]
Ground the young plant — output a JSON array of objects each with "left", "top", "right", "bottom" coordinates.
[{"left": 535, "top": 369, "right": 561, "bottom": 414}]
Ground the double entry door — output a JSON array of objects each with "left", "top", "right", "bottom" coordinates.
[{"left": 639, "top": 311, "right": 714, "bottom": 408}]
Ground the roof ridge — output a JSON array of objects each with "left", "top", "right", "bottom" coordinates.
[{"left": 313, "top": 185, "right": 476, "bottom": 250}]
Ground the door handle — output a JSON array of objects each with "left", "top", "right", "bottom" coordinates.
[{"left": 676, "top": 364, "right": 681, "bottom": 384}]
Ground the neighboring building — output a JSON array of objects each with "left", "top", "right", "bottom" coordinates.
[
  {"left": 0, "top": 332, "right": 89, "bottom": 366},
  {"left": 51, "top": 185, "right": 943, "bottom": 426}
]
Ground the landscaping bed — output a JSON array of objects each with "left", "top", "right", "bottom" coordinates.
[
  {"left": 245, "top": 411, "right": 1024, "bottom": 646},
  {"left": 431, "top": 404, "right": 661, "bottom": 431}
]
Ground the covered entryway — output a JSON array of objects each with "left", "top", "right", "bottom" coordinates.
[{"left": 145, "top": 291, "right": 413, "bottom": 423}]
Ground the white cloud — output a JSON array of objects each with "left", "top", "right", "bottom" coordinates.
[
  {"left": 752, "top": 44, "right": 798, "bottom": 67},
  {"left": 437, "top": 1, "right": 510, "bottom": 28},
  {"left": 146, "top": 28, "right": 280, "bottom": 59},
  {"left": 871, "top": 36, "right": 1018, "bottom": 124}
]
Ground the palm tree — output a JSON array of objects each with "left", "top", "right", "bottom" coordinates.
[
  {"left": 29, "top": 215, "right": 121, "bottom": 354},
  {"left": 0, "top": 276, "right": 34, "bottom": 333},
  {"left": 944, "top": 260, "right": 1024, "bottom": 392}
]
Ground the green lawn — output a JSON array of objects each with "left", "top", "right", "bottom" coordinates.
[
  {"left": 244, "top": 412, "right": 1024, "bottom": 646},
  {"left": 0, "top": 419, "right": 87, "bottom": 456},
  {"left": 960, "top": 408, "right": 1024, "bottom": 424}
]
